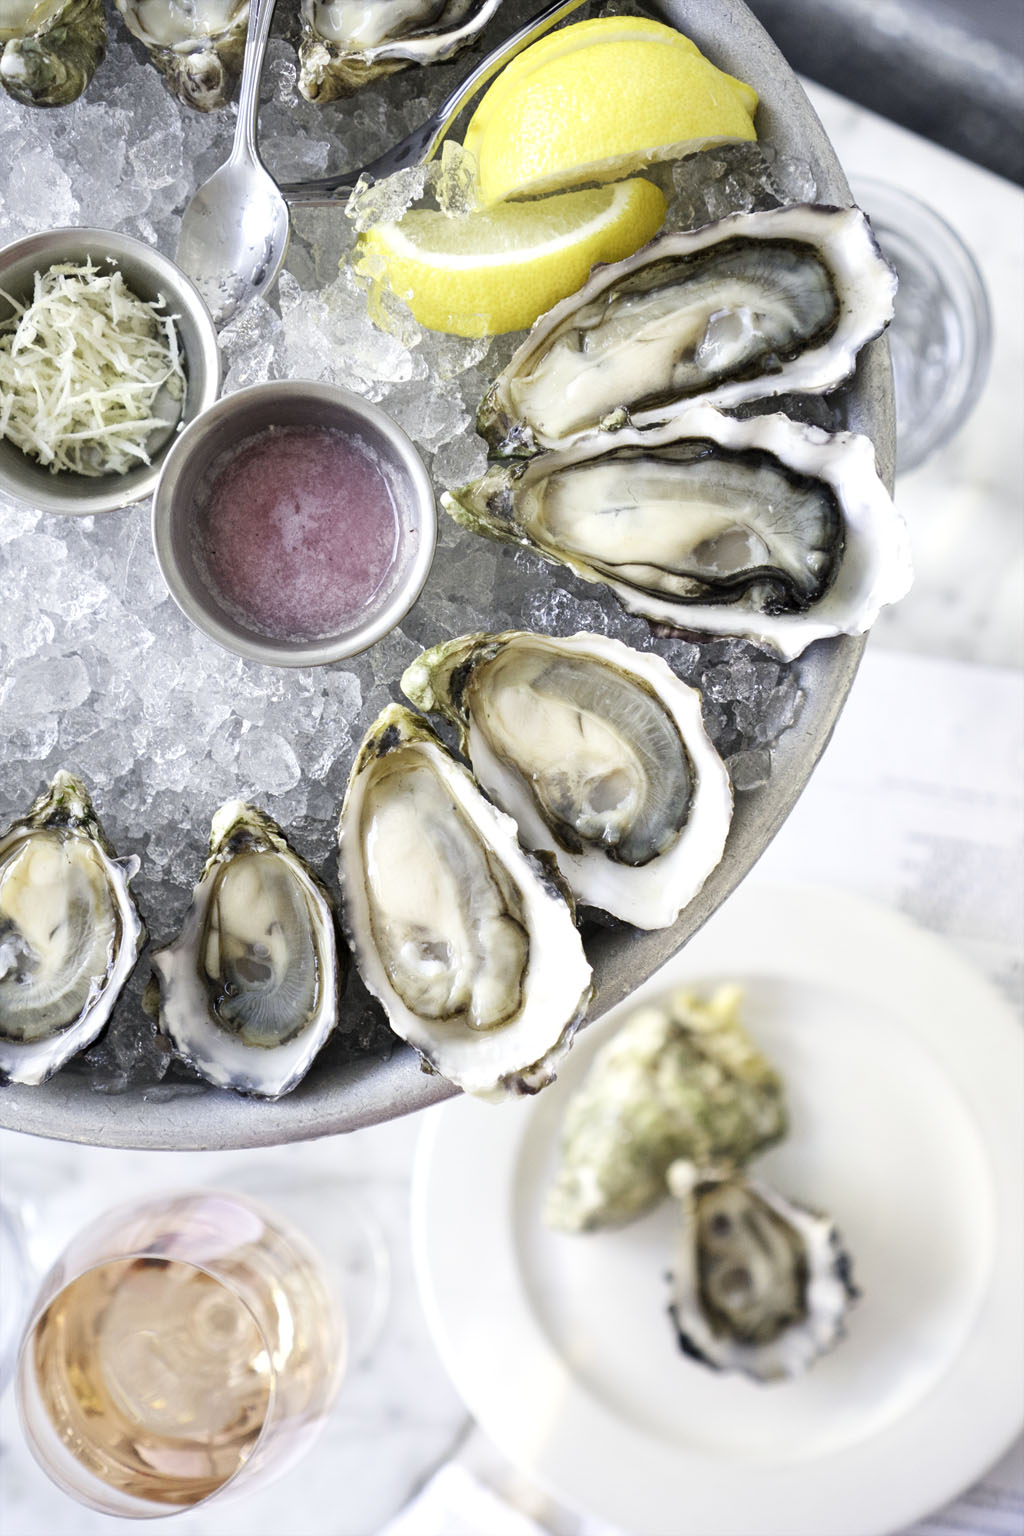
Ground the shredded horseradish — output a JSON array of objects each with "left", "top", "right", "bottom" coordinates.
[{"left": 0, "top": 259, "right": 186, "bottom": 478}]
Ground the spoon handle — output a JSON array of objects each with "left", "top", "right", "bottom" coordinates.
[{"left": 233, "top": 0, "right": 279, "bottom": 167}]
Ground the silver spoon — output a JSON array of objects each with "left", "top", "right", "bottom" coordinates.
[
  {"left": 278, "top": 0, "right": 587, "bottom": 207},
  {"left": 176, "top": 0, "right": 287, "bottom": 328}
]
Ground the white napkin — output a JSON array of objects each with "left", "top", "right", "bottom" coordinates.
[{"left": 377, "top": 1463, "right": 549, "bottom": 1536}]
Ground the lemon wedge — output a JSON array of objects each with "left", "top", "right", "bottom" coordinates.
[
  {"left": 356, "top": 177, "right": 666, "bottom": 337},
  {"left": 463, "top": 15, "right": 758, "bottom": 205}
]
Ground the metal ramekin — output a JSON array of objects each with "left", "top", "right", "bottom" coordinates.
[
  {"left": 0, "top": 228, "right": 222, "bottom": 517},
  {"left": 151, "top": 380, "right": 437, "bottom": 667}
]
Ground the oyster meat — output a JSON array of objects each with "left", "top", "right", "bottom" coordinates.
[
  {"left": 112, "top": 0, "right": 247, "bottom": 111},
  {"left": 667, "top": 1159, "right": 858, "bottom": 1381},
  {"left": 445, "top": 405, "right": 912, "bottom": 660},
  {"left": 402, "top": 630, "right": 733, "bottom": 929},
  {"left": 151, "top": 801, "right": 342, "bottom": 1099},
  {"left": 298, "top": 0, "right": 503, "bottom": 101},
  {"left": 478, "top": 203, "right": 896, "bottom": 456},
  {"left": 337, "top": 703, "right": 593, "bottom": 1099},
  {"left": 0, "top": 772, "right": 144, "bottom": 1086},
  {"left": 1, "top": 0, "right": 105, "bottom": 107},
  {"left": 544, "top": 986, "right": 787, "bottom": 1232}
]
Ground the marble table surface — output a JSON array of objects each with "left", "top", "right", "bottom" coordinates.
[{"left": 1, "top": 79, "right": 1022, "bottom": 1536}]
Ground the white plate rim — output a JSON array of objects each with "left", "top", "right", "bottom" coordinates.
[{"left": 411, "top": 883, "right": 1024, "bottom": 1536}]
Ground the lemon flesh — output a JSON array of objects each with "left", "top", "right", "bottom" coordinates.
[
  {"left": 463, "top": 16, "right": 758, "bottom": 205},
  {"left": 356, "top": 178, "right": 667, "bottom": 338}
]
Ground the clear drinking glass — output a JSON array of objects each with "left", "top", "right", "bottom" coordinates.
[
  {"left": 852, "top": 177, "right": 993, "bottom": 474},
  {"left": 15, "top": 1189, "right": 344, "bottom": 1518}
]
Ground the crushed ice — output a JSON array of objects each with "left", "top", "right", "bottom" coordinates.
[{"left": 1, "top": 8, "right": 819, "bottom": 1092}]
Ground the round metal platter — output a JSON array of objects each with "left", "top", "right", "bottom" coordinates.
[{"left": 0, "top": 0, "right": 894, "bottom": 1149}]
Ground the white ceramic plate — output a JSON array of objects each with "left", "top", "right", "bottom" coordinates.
[{"left": 412, "top": 883, "right": 1023, "bottom": 1536}]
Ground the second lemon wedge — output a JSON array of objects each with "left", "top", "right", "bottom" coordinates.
[
  {"left": 463, "top": 16, "right": 758, "bottom": 205},
  {"left": 356, "top": 177, "right": 666, "bottom": 337}
]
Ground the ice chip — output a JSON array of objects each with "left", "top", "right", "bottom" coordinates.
[
  {"left": 3, "top": 654, "right": 90, "bottom": 715},
  {"left": 727, "top": 747, "right": 773, "bottom": 791},
  {"left": 238, "top": 729, "right": 303, "bottom": 797},
  {"left": 428, "top": 140, "right": 479, "bottom": 217},
  {"left": 346, "top": 166, "right": 430, "bottom": 233}
]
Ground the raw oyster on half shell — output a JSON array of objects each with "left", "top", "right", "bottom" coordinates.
[
  {"left": 151, "top": 801, "right": 342, "bottom": 1098},
  {"left": 112, "top": 0, "right": 247, "bottom": 110},
  {"left": 0, "top": 0, "right": 105, "bottom": 107},
  {"left": 478, "top": 203, "right": 896, "bottom": 457},
  {"left": 337, "top": 703, "right": 593, "bottom": 1099},
  {"left": 402, "top": 630, "right": 732, "bottom": 929},
  {"left": 298, "top": 0, "right": 503, "bottom": 101},
  {"left": 0, "top": 772, "right": 144, "bottom": 1086},
  {"left": 667, "top": 1158, "right": 858, "bottom": 1381},
  {"left": 444, "top": 405, "right": 912, "bottom": 660},
  {"left": 544, "top": 986, "right": 787, "bottom": 1232}
]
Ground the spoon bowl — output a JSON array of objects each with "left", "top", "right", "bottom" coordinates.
[
  {"left": 176, "top": 0, "right": 286, "bottom": 328},
  {"left": 178, "top": 156, "right": 290, "bottom": 327}
]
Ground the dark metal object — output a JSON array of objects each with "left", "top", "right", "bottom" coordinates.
[{"left": 744, "top": 0, "right": 1024, "bottom": 186}]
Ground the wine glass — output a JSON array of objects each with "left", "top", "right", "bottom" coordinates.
[
  {"left": 15, "top": 1189, "right": 345, "bottom": 1519},
  {"left": 0, "top": 1194, "right": 33, "bottom": 1397}
]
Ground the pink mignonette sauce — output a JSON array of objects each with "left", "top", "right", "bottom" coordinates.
[{"left": 197, "top": 424, "right": 401, "bottom": 642}]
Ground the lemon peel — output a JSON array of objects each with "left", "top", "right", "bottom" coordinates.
[
  {"left": 355, "top": 177, "right": 667, "bottom": 338},
  {"left": 462, "top": 15, "right": 758, "bottom": 205}
]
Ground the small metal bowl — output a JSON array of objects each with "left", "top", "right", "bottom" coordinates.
[
  {"left": 0, "top": 228, "right": 221, "bottom": 518},
  {"left": 151, "top": 380, "right": 437, "bottom": 668}
]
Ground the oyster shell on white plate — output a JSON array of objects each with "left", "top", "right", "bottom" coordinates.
[
  {"left": 337, "top": 703, "right": 593, "bottom": 1100},
  {"left": 544, "top": 985, "right": 787, "bottom": 1233},
  {"left": 1, "top": 0, "right": 105, "bottom": 107},
  {"left": 151, "top": 801, "right": 343, "bottom": 1099},
  {"left": 0, "top": 772, "right": 144, "bottom": 1086},
  {"left": 112, "top": 0, "right": 247, "bottom": 110},
  {"left": 298, "top": 0, "right": 504, "bottom": 101},
  {"left": 667, "top": 1159, "right": 858, "bottom": 1382},
  {"left": 402, "top": 630, "right": 733, "bottom": 929},
  {"left": 478, "top": 203, "right": 896, "bottom": 457},
  {"left": 444, "top": 405, "right": 912, "bottom": 660}
]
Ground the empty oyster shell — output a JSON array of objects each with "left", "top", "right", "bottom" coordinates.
[
  {"left": 1, "top": 0, "right": 106, "bottom": 107},
  {"left": 151, "top": 801, "right": 342, "bottom": 1098},
  {"left": 112, "top": 0, "right": 247, "bottom": 111},
  {"left": 444, "top": 405, "right": 912, "bottom": 660},
  {"left": 0, "top": 772, "right": 144, "bottom": 1086},
  {"left": 402, "top": 630, "right": 733, "bottom": 929},
  {"left": 478, "top": 203, "right": 896, "bottom": 457},
  {"left": 667, "top": 1159, "right": 858, "bottom": 1381},
  {"left": 337, "top": 703, "right": 593, "bottom": 1100},
  {"left": 298, "top": 0, "right": 503, "bottom": 101},
  {"left": 544, "top": 986, "right": 787, "bottom": 1232}
]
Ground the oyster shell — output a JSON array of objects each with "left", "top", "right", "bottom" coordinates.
[
  {"left": 667, "top": 1159, "right": 858, "bottom": 1381},
  {"left": 1, "top": 0, "right": 105, "bottom": 107},
  {"left": 337, "top": 703, "right": 593, "bottom": 1100},
  {"left": 544, "top": 986, "right": 787, "bottom": 1232},
  {"left": 0, "top": 772, "right": 144, "bottom": 1086},
  {"left": 402, "top": 630, "right": 732, "bottom": 929},
  {"left": 478, "top": 203, "right": 896, "bottom": 457},
  {"left": 112, "top": 0, "right": 247, "bottom": 111},
  {"left": 151, "top": 801, "right": 342, "bottom": 1099},
  {"left": 298, "top": 0, "right": 503, "bottom": 102},
  {"left": 444, "top": 405, "right": 912, "bottom": 660}
]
